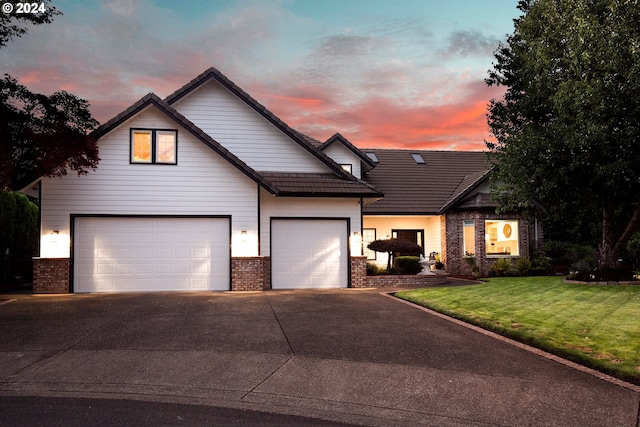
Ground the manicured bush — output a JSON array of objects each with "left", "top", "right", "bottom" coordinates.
[
  {"left": 367, "top": 238, "right": 422, "bottom": 272},
  {"left": 489, "top": 258, "right": 514, "bottom": 277},
  {"left": 366, "top": 262, "right": 381, "bottom": 276},
  {"left": 393, "top": 256, "right": 422, "bottom": 275},
  {"left": 531, "top": 249, "right": 552, "bottom": 275},
  {"left": 514, "top": 257, "right": 532, "bottom": 276}
]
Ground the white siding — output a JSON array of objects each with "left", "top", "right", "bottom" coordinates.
[
  {"left": 260, "top": 189, "right": 362, "bottom": 256},
  {"left": 40, "top": 106, "right": 259, "bottom": 258},
  {"left": 322, "top": 143, "right": 362, "bottom": 179},
  {"left": 172, "top": 81, "right": 330, "bottom": 173}
]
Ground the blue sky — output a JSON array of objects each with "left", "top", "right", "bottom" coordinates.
[{"left": 1, "top": 0, "right": 521, "bottom": 150}]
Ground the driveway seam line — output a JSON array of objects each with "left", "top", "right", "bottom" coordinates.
[
  {"left": 383, "top": 292, "right": 640, "bottom": 393},
  {"left": 236, "top": 292, "right": 296, "bottom": 401},
  {"left": 263, "top": 292, "right": 295, "bottom": 355}
]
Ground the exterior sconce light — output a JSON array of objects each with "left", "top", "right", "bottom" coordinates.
[{"left": 350, "top": 231, "right": 362, "bottom": 256}]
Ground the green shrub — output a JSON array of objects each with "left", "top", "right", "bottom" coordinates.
[
  {"left": 489, "top": 258, "right": 514, "bottom": 276},
  {"left": 366, "top": 262, "right": 381, "bottom": 276},
  {"left": 0, "top": 192, "right": 39, "bottom": 286},
  {"left": 567, "top": 259, "right": 594, "bottom": 279},
  {"left": 531, "top": 249, "right": 552, "bottom": 275},
  {"left": 515, "top": 257, "right": 532, "bottom": 276},
  {"left": 393, "top": 256, "right": 422, "bottom": 275},
  {"left": 544, "top": 240, "right": 596, "bottom": 269},
  {"left": 464, "top": 256, "right": 481, "bottom": 278}
]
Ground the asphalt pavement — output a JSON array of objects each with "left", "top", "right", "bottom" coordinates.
[{"left": 0, "top": 288, "right": 638, "bottom": 426}]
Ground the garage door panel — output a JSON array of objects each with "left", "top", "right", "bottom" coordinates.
[
  {"left": 74, "top": 217, "right": 230, "bottom": 292},
  {"left": 271, "top": 219, "right": 348, "bottom": 289}
]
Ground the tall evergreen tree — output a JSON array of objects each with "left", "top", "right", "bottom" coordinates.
[{"left": 486, "top": 0, "right": 640, "bottom": 269}]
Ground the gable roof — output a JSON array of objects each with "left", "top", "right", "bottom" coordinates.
[
  {"left": 320, "top": 133, "right": 377, "bottom": 171},
  {"left": 92, "top": 93, "right": 280, "bottom": 194},
  {"left": 361, "top": 149, "right": 492, "bottom": 215},
  {"left": 91, "top": 89, "right": 380, "bottom": 198},
  {"left": 438, "top": 169, "right": 493, "bottom": 213},
  {"left": 164, "top": 67, "right": 355, "bottom": 181}
]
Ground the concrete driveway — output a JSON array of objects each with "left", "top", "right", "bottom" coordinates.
[{"left": 0, "top": 289, "right": 638, "bottom": 426}]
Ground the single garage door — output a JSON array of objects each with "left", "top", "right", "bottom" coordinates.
[
  {"left": 74, "top": 217, "right": 230, "bottom": 292},
  {"left": 271, "top": 219, "right": 348, "bottom": 289}
]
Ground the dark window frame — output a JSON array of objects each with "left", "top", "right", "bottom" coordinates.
[
  {"left": 130, "top": 128, "right": 178, "bottom": 165},
  {"left": 391, "top": 229, "right": 425, "bottom": 256}
]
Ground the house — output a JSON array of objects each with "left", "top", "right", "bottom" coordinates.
[{"left": 27, "top": 68, "right": 540, "bottom": 293}]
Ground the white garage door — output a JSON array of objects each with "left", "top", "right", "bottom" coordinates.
[
  {"left": 271, "top": 219, "right": 348, "bottom": 289},
  {"left": 74, "top": 217, "right": 230, "bottom": 292}
]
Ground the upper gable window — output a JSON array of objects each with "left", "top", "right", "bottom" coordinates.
[{"left": 130, "top": 129, "right": 177, "bottom": 164}]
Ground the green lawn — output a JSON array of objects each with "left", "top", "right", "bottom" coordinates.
[{"left": 396, "top": 276, "right": 640, "bottom": 384}]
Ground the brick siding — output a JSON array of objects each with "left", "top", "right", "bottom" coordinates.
[
  {"left": 444, "top": 211, "right": 541, "bottom": 276},
  {"left": 32, "top": 258, "right": 69, "bottom": 293},
  {"left": 350, "top": 256, "right": 367, "bottom": 288},
  {"left": 231, "top": 256, "right": 270, "bottom": 291}
]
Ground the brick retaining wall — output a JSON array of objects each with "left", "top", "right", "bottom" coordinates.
[{"left": 365, "top": 273, "right": 448, "bottom": 288}]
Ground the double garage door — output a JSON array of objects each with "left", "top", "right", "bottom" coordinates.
[
  {"left": 74, "top": 217, "right": 230, "bottom": 292},
  {"left": 73, "top": 217, "right": 349, "bottom": 292}
]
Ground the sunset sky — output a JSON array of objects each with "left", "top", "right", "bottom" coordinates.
[{"left": 1, "top": 0, "right": 521, "bottom": 150}]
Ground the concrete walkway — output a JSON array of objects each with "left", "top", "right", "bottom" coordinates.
[{"left": 0, "top": 289, "right": 638, "bottom": 426}]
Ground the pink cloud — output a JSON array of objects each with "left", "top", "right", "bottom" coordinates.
[{"left": 262, "top": 79, "right": 504, "bottom": 151}]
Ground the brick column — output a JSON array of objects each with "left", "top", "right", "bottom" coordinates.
[
  {"left": 231, "top": 256, "right": 270, "bottom": 291},
  {"left": 32, "top": 258, "right": 70, "bottom": 293},
  {"left": 350, "top": 256, "right": 367, "bottom": 288}
]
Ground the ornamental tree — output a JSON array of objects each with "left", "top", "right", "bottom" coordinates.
[
  {"left": 486, "top": 0, "right": 640, "bottom": 270},
  {"left": 0, "top": 1, "right": 99, "bottom": 190},
  {"left": 0, "top": 76, "right": 100, "bottom": 189},
  {"left": 367, "top": 238, "right": 422, "bottom": 272}
]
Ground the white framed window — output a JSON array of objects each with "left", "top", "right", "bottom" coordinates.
[
  {"left": 131, "top": 129, "right": 177, "bottom": 164},
  {"left": 485, "top": 219, "right": 519, "bottom": 256},
  {"left": 363, "top": 228, "right": 377, "bottom": 260},
  {"left": 463, "top": 220, "right": 475, "bottom": 256}
]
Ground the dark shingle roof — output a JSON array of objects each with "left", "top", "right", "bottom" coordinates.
[
  {"left": 261, "top": 172, "right": 382, "bottom": 197},
  {"left": 90, "top": 72, "right": 384, "bottom": 199},
  {"left": 362, "top": 149, "right": 492, "bottom": 214}
]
